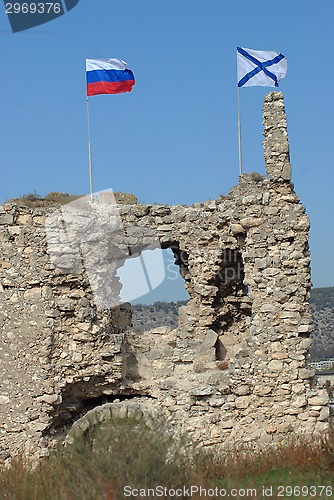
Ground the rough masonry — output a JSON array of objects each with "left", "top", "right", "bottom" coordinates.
[{"left": 0, "top": 92, "right": 330, "bottom": 462}]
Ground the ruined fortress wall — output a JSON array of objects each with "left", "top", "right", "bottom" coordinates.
[{"left": 0, "top": 92, "right": 329, "bottom": 462}]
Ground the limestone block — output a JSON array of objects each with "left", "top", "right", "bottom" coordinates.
[
  {"left": 190, "top": 387, "right": 215, "bottom": 397},
  {"left": 38, "top": 394, "right": 62, "bottom": 405},
  {"left": 298, "top": 368, "right": 315, "bottom": 379},
  {"left": 291, "top": 396, "right": 307, "bottom": 408},
  {"left": 229, "top": 223, "right": 245, "bottom": 234},
  {"left": 239, "top": 217, "right": 263, "bottom": 228},
  {"left": 308, "top": 395, "right": 329, "bottom": 406},
  {"left": 318, "top": 406, "right": 330, "bottom": 422},
  {"left": 268, "top": 360, "right": 283, "bottom": 372},
  {"left": 24, "top": 288, "right": 41, "bottom": 301},
  {"left": 0, "top": 214, "right": 14, "bottom": 225},
  {"left": 233, "top": 385, "right": 251, "bottom": 396}
]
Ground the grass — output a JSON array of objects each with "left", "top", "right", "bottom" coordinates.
[
  {"left": 5, "top": 191, "right": 138, "bottom": 208},
  {"left": 0, "top": 419, "right": 333, "bottom": 499}
]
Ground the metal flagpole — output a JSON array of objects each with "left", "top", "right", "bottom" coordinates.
[
  {"left": 86, "top": 96, "right": 94, "bottom": 201},
  {"left": 237, "top": 86, "right": 243, "bottom": 177}
]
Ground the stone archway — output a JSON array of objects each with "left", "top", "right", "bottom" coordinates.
[{"left": 64, "top": 399, "right": 166, "bottom": 446}]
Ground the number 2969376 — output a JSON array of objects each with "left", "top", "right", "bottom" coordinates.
[{"left": 6, "top": 2, "right": 62, "bottom": 14}]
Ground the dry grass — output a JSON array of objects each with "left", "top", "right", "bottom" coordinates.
[
  {"left": 5, "top": 191, "right": 138, "bottom": 208},
  {"left": 0, "top": 420, "right": 333, "bottom": 499}
]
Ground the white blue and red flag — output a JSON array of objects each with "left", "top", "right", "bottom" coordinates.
[
  {"left": 86, "top": 58, "right": 135, "bottom": 96},
  {"left": 237, "top": 47, "right": 287, "bottom": 88}
]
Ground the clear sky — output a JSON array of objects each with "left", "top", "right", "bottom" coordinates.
[{"left": 0, "top": 0, "right": 333, "bottom": 296}]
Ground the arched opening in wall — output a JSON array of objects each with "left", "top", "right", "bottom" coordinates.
[
  {"left": 116, "top": 243, "right": 190, "bottom": 331},
  {"left": 210, "top": 248, "right": 252, "bottom": 344}
]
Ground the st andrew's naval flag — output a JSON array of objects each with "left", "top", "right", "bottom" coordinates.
[
  {"left": 86, "top": 58, "right": 135, "bottom": 96},
  {"left": 237, "top": 47, "right": 287, "bottom": 88}
]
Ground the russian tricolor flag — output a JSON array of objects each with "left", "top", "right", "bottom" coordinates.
[{"left": 86, "top": 59, "right": 135, "bottom": 96}]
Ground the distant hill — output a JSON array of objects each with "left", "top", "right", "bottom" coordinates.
[
  {"left": 132, "top": 301, "right": 186, "bottom": 331},
  {"left": 310, "top": 287, "right": 334, "bottom": 360},
  {"left": 131, "top": 287, "right": 334, "bottom": 361}
]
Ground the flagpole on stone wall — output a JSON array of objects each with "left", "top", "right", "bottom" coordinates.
[
  {"left": 86, "top": 96, "right": 94, "bottom": 200},
  {"left": 237, "top": 86, "right": 243, "bottom": 177}
]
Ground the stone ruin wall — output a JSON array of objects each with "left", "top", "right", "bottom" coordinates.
[{"left": 0, "top": 92, "right": 330, "bottom": 462}]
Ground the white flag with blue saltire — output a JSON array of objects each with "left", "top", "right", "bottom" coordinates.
[{"left": 237, "top": 47, "right": 287, "bottom": 88}]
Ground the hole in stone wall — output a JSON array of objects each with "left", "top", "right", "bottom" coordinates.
[
  {"left": 117, "top": 243, "right": 190, "bottom": 332},
  {"left": 210, "top": 249, "right": 252, "bottom": 335},
  {"left": 298, "top": 332, "right": 310, "bottom": 338},
  {"left": 215, "top": 338, "right": 227, "bottom": 361},
  {"left": 48, "top": 376, "right": 155, "bottom": 434},
  {"left": 80, "top": 393, "right": 153, "bottom": 415}
]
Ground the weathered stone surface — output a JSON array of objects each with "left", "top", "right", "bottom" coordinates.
[
  {"left": 263, "top": 92, "right": 292, "bottom": 182},
  {"left": 0, "top": 214, "right": 14, "bottom": 225},
  {"left": 299, "top": 368, "right": 315, "bottom": 379},
  {"left": 0, "top": 91, "right": 329, "bottom": 463},
  {"left": 309, "top": 395, "right": 329, "bottom": 406},
  {"left": 233, "top": 385, "right": 251, "bottom": 396}
]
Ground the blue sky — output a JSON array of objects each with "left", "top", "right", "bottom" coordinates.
[{"left": 0, "top": 0, "right": 333, "bottom": 298}]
